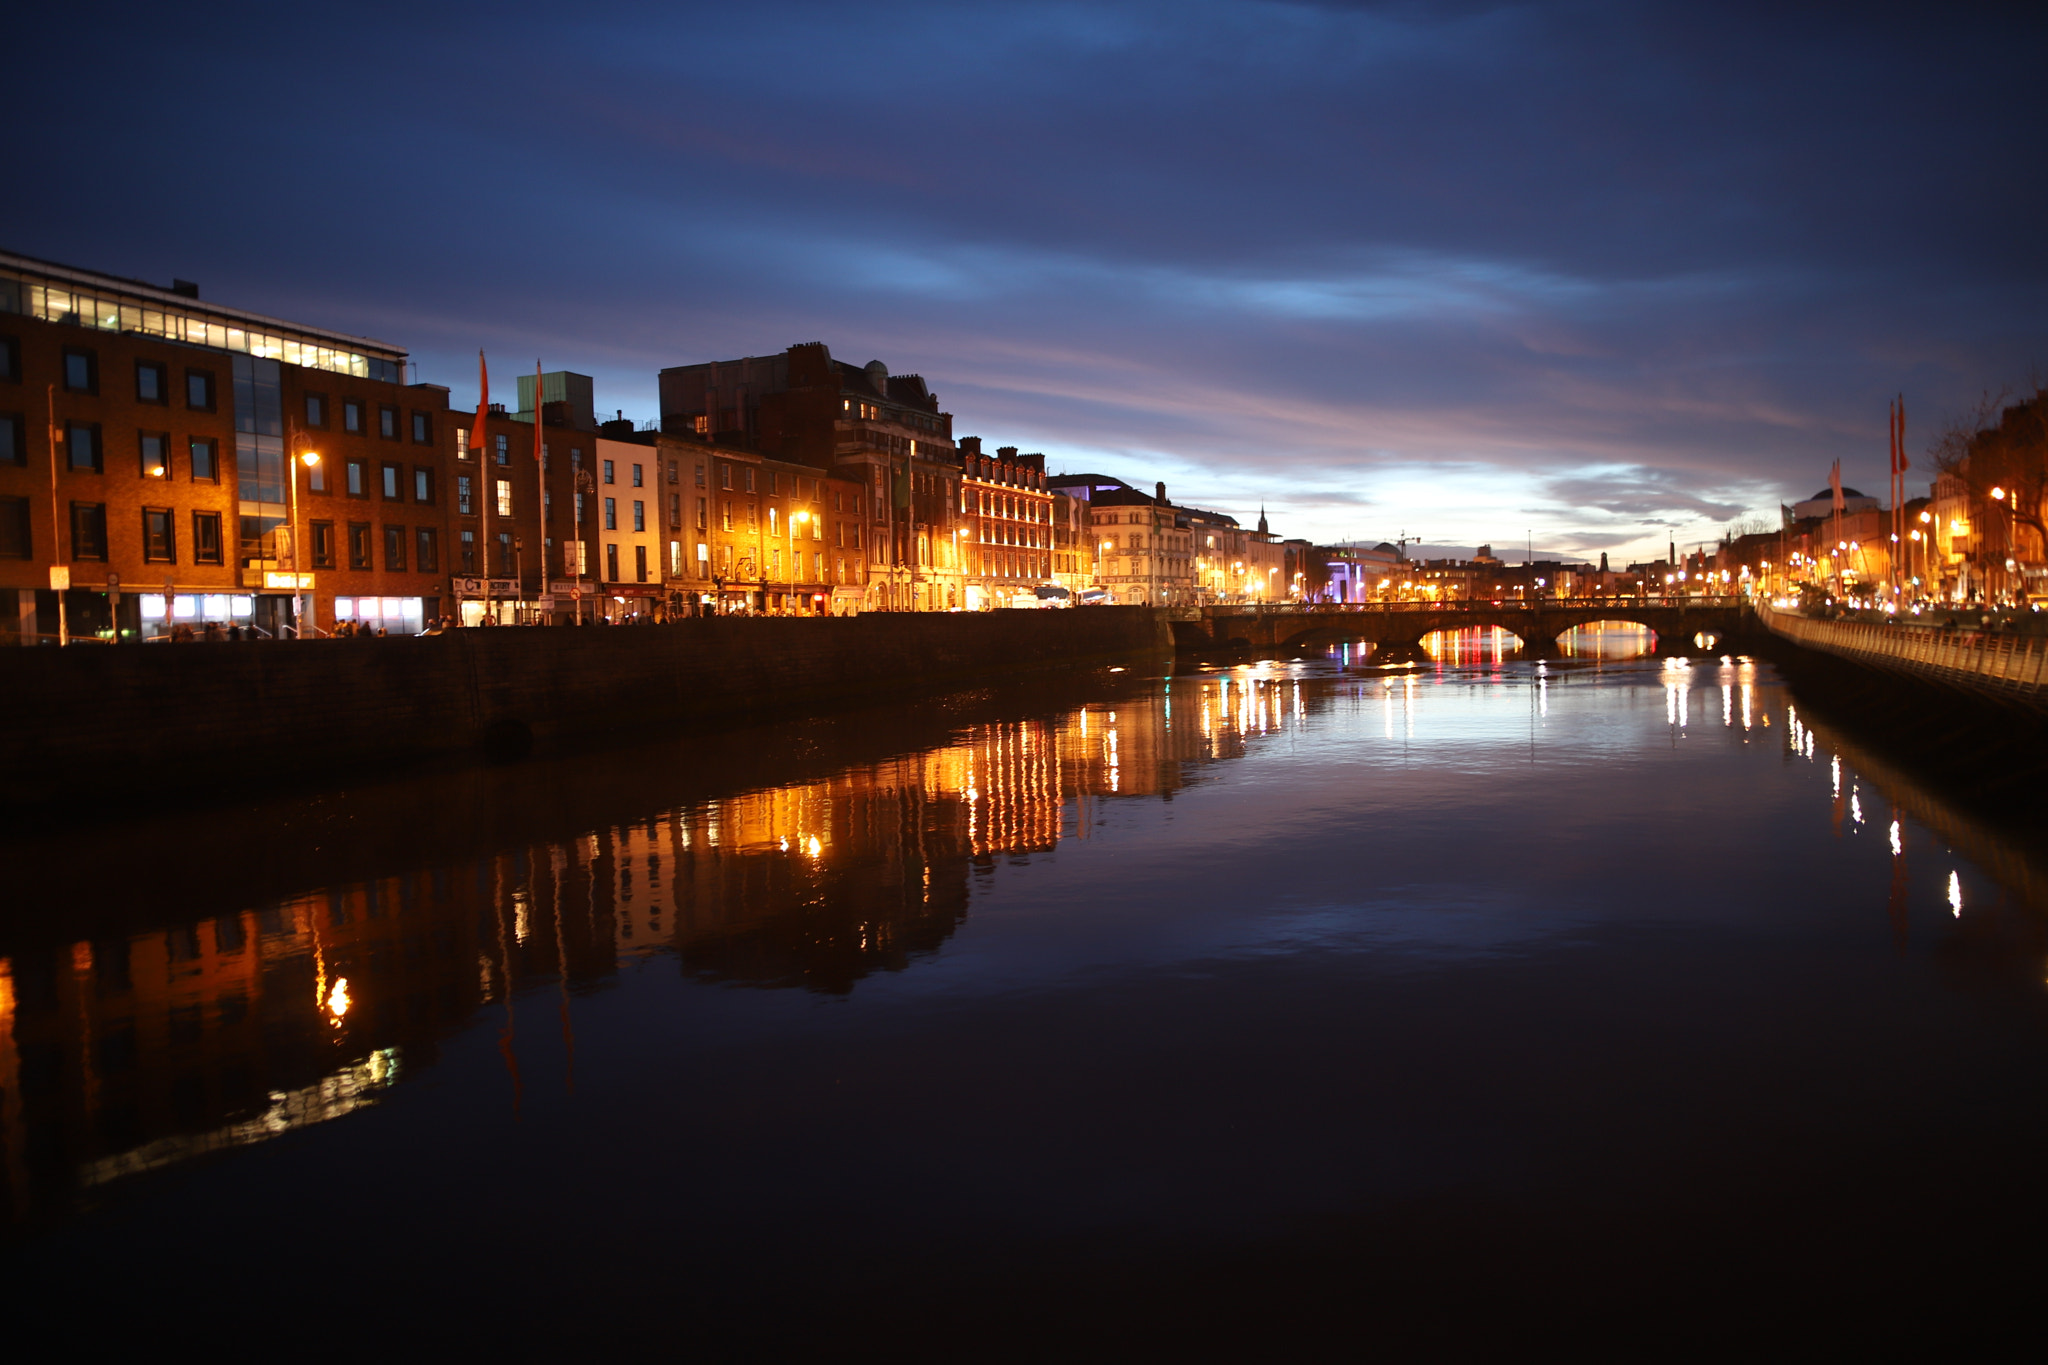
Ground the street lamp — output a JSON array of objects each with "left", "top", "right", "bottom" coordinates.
[
  {"left": 788, "top": 509, "right": 810, "bottom": 613},
  {"left": 291, "top": 450, "right": 320, "bottom": 635}
]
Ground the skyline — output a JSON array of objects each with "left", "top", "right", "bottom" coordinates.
[{"left": 10, "top": 0, "right": 2046, "bottom": 561}]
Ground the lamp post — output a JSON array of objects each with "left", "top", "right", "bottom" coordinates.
[
  {"left": 572, "top": 462, "right": 594, "bottom": 624},
  {"left": 788, "top": 509, "right": 809, "bottom": 614},
  {"left": 290, "top": 450, "right": 320, "bottom": 636}
]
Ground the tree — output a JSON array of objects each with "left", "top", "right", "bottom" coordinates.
[{"left": 1934, "top": 383, "right": 2047, "bottom": 564}]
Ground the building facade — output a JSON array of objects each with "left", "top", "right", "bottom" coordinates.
[{"left": 0, "top": 250, "right": 453, "bottom": 640}]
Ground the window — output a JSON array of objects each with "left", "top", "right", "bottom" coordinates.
[
  {"left": 384, "top": 523, "right": 406, "bottom": 570},
  {"left": 769, "top": 473, "right": 779, "bottom": 496},
  {"left": 667, "top": 461, "right": 678, "bottom": 484},
  {"left": 140, "top": 432, "right": 171, "bottom": 479},
  {"left": 136, "top": 361, "right": 166, "bottom": 404},
  {"left": 307, "top": 456, "right": 325, "bottom": 492},
  {"left": 143, "top": 508, "right": 176, "bottom": 562},
  {"left": 602, "top": 459, "right": 615, "bottom": 485},
  {"left": 455, "top": 426, "right": 469, "bottom": 459},
  {"left": 411, "top": 412, "right": 431, "bottom": 443},
  {"left": 632, "top": 463, "right": 644, "bottom": 488},
  {"left": 635, "top": 544, "right": 648, "bottom": 583},
  {"left": 0, "top": 413, "right": 23, "bottom": 466},
  {"left": 768, "top": 506, "right": 779, "bottom": 536},
  {"left": 495, "top": 479, "right": 512, "bottom": 517},
  {"left": 633, "top": 500, "right": 645, "bottom": 533},
  {"left": 697, "top": 543, "right": 710, "bottom": 578},
  {"left": 669, "top": 492, "right": 680, "bottom": 528},
  {"left": 695, "top": 462, "right": 706, "bottom": 488},
  {"left": 71, "top": 502, "right": 107, "bottom": 560},
  {"left": 496, "top": 531, "right": 512, "bottom": 573},
  {"left": 348, "top": 522, "right": 372, "bottom": 570},
  {"left": 186, "top": 369, "right": 214, "bottom": 410},
  {"left": 720, "top": 499, "right": 732, "bottom": 532},
  {"left": 310, "top": 520, "right": 335, "bottom": 568},
  {"left": 0, "top": 336, "right": 17, "bottom": 382},
  {"left": 379, "top": 405, "right": 398, "bottom": 439},
  {"left": 744, "top": 468, "right": 756, "bottom": 493},
  {"left": 696, "top": 497, "right": 707, "bottom": 530},
  {"left": 414, "top": 467, "right": 432, "bottom": 503},
  {"left": 343, "top": 400, "right": 363, "bottom": 433},
  {"left": 460, "top": 529, "right": 476, "bottom": 571},
  {"left": 347, "top": 460, "right": 366, "bottom": 497},
  {"left": 64, "top": 348, "right": 98, "bottom": 394},
  {"left": 193, "top": 512, "right": 223, "bottom": 565},
  {"left": 189, "top": 438, "right": 217, "bottom": 482},
  {"left": 606, "top": 542, "right": 619, "bottom": 582},
  {"left": 719, "top": 463, "right": 731, "bottom": 490},
  {"left": 746, "top": 502, "right": 757, "bottom": 533},
  {"left": 603, "top": 497, "right": 617, "bottom": 531},
  {"left": 669, "top": 541, "right": 682, "bottom": 576},
  {"left": 574, "top": 490, "right": 584, "bottom": 524},
  {"left": 66, "top": 422, "right": 102, "bottom": 472},
  {"left": 305, "top": 393, "right": 326, "bottom": 427},
  {"left": 415, "top": 527, "right": 438, "bottom": 572},
  {"left": 457, "top": 474, "right": 473, "bottom": 515},
  {"left": 1, "top": 497, "right": 31, "bottom": 558},
  {"left": 382, "top": 464, "right": 401, "bottom": 499},
  {"left": 494, "top": 434, "right": 508, "bottom": 465}
]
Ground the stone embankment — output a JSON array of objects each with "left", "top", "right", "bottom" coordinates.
[
  {"left": 0, "top": 608, "right": 1174, "bottom": 805},
  {"left": 1758, "top": 604, "right": 2048, "bottom": 712}
]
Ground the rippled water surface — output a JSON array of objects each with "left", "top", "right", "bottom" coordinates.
[{"left": 6, "top": 646, "right": 2045, "bottom": 1353}]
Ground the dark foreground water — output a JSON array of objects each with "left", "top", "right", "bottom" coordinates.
[{"left": 5, "top": 642, "right": 2047, "bottom": 1356}]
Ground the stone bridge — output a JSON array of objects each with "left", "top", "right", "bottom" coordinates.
[{"left": 1179, "top": 598, "right": 1754, "bottom": 660}]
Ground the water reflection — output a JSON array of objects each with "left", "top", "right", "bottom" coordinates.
[
  {"left": 2, "top": 651, "right": 2043, "bottom": 1246},
  {"left": 1558, "top": 621, "right": 1655, "bottom": 660}
]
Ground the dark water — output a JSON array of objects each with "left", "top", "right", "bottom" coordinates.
[{"left": 6, "top": 640, "right": 2047, "bottom": 1355}]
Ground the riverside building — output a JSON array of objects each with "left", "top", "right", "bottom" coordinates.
[
  {"left": 658, "top": 343, "right": 960, "bottom": 611},
  {"left": 0, "top": 250, "right": 450, "bottom": 640}
]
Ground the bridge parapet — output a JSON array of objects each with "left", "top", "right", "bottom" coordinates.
[{"left": 1194, "top": 598, "right": 1752, "bottom": 656}]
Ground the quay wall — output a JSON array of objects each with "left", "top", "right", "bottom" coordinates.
[
  {"left": 0, "top": 607, "right": 1173, "bottom": 802},
  {"left": 1758, "top": 605, "right": 2048, "bottom": 712}
]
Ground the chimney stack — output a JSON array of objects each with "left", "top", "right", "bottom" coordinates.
[{"left": 1155, "top": 481, "right": 1167, "bottom": 504}]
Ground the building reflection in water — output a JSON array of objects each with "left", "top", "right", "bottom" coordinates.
[
  {"left": 5, "top": 659, "right": 2038, "bottom": 1227},
  {"left": 0, "top": 669, "right": 1310, "bottom": 1223}
]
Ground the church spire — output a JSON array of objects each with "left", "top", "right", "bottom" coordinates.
[{"left": 1257, "top": 504, "right": 1269, "bottom": 536}]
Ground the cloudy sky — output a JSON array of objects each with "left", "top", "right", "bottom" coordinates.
[{"left": 11, "top": 1, "right": 2046, "bottom": 561}]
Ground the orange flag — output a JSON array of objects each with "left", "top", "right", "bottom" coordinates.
[{"left": 1896, "top": 395, "right": 1907, "bottom": 471}]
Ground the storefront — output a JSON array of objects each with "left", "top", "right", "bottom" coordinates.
[
  {"left": 138, "top": 592, "right": 254, "bottom": 639},
  {"left": 337, "top": 596, "right": 428, "bottom": 633}
]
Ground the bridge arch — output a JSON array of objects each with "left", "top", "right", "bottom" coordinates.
[{"left": 1555, "top": 618, "right": 1660, "bottom": 659}]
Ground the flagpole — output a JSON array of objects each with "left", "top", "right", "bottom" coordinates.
[
  {"left": 474, "top": 351, "right": 491, "bottom": 626},
  {"left": 535, "top": 359, "right": 545, "bottom": 625}
]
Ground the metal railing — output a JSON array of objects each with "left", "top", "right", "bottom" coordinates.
[{"left": 1760, "top": 605, "right": 2048, "bottom": 703}]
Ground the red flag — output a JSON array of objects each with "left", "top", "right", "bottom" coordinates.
[
  {"left": 1829, "top": 459, "right": 1844, "bottom": 512},
  {"left": 1896, "top": 395, "right": 1908, "bottom": 472},
  {"left": 471, "top": 350, "right": 490, "bottom": 455}
]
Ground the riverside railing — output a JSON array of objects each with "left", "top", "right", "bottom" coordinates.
[{"left": 1759, "top": 604, "right": 2048, "bottom": 706}]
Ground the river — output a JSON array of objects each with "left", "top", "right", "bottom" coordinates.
[{"left": 4, "top": 635, "right": 2045, "bottom": 1354}]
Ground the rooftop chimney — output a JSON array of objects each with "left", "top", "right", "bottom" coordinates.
[
  {"left": 170, "top": 279, "right": 199, "bottom": 298},
  {"left": 1155, "top": 481, "right": 1167, "bottom": 504}
]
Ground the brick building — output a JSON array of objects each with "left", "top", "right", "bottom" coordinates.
[
  {"left": 952, "top": 439, "right": 1059, "bottom": 608},
  {"left": 1, "top": 250, "right": 453, "bottom": 639},
  {"left": 659, "top": 343, "right": 962, "bottom": 611}
]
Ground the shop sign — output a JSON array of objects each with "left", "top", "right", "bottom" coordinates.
[{"left": 263, "top": 571, "right": 315, "bottom": 590}]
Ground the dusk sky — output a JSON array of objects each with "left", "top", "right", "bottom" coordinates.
[{"left": 13, "top": 1, "right": 2047, "bottom": 562}]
